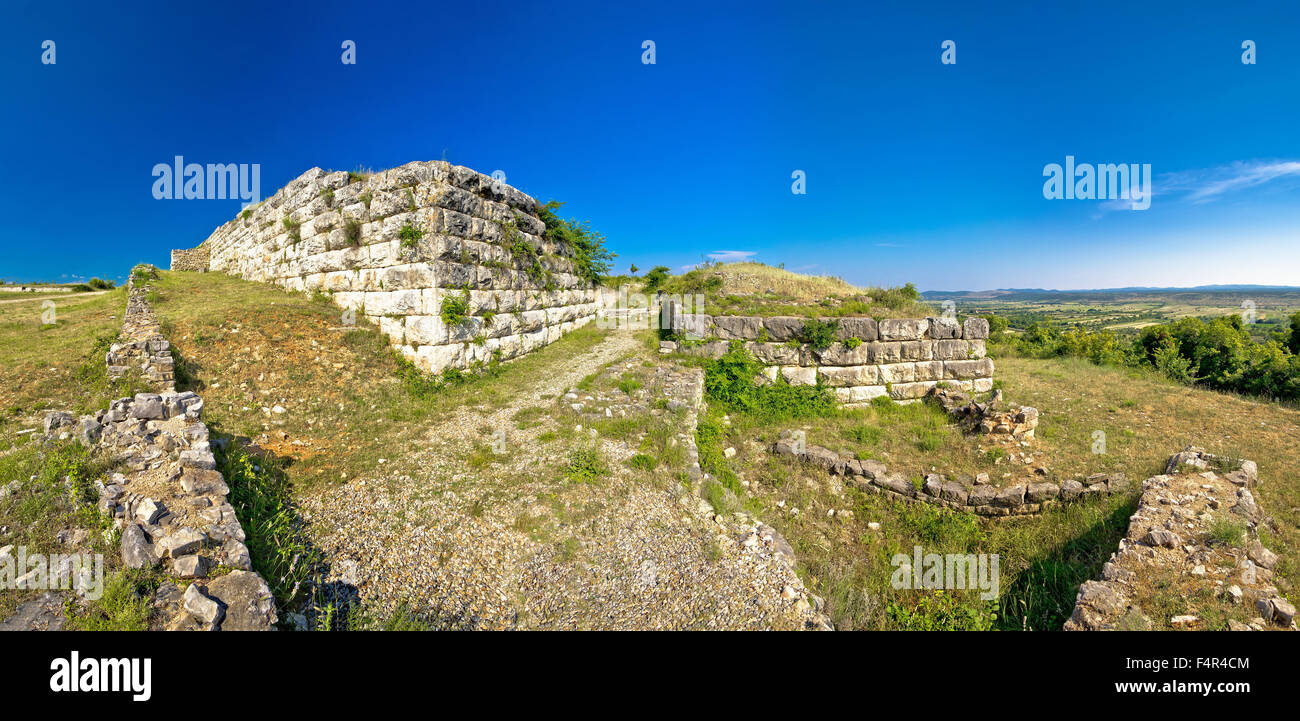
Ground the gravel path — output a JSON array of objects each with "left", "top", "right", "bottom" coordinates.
[{"left": 300, "top": 330, "right": 826, "bottom": 630}]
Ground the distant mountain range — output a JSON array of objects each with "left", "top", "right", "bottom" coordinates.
[{"left": 923, "top": 284, "right": 1300, "bottom": 299}]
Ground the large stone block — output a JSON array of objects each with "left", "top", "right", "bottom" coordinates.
[
  {"left": 837, "top": 317, "right": 878, "bottom": 342},
  {"left": 763, "top": 316, "right": 805, "bottom": 341},
  {"left": 817, "top": 365, "right": 879, "bottom": 387},
  {"left": 963, "top": 317, "right": 990, "bottom": 339},
  {"left": 933, "top": 339, "right": 972, "bottom": 361},
  {"left": 927, "top": 316, "right": 962, "bottom": 339},
  {"left": 864, "top": 341, "right": 902, "bottom": 364},
  {"left": 878, "top": 318, "right": 928, "bottom": 341},
  {"left": 712, "top": 315, "right": 762, "bottom": 340}
]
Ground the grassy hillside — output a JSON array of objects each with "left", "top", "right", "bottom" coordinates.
[{"left": 649, "top": 262, "right": 934, "bottom": 318}]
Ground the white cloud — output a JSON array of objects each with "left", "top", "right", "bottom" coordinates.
[{"left": 1160, "top": 159, "right": 1300, "bottom": 204}]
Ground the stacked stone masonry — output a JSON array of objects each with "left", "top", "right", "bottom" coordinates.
[
  {"left": 1065, "top": 448, "right": 1294, "bottom": 631},
  {"left": 663, "top": 304, "right": 993, "bottom": 405},
  {"left": 43, "top": 277, "right": 277, "bottom": 630},
  {"left": 107, "top": 268, "right": 175, "bottom": 390},
  {"left": 169, "top": 246, "right": 209, "bottom": 272},
  {"left": 172, "top": 161, "right": 600, "bottom": 375},
  {"left": 772, "top": 431, "right": 1128, "bottom": 518}
]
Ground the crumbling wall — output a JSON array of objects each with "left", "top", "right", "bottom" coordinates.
[
  {"left": 46, "top": 267, "right": 277, "bottom": 630},
  {"left": 663, "top": 306, "right": 993, "bottom": 405},
  {"left": 169, "top": 247, "right": 209, "bottom": 272},
  {"left": 172, "top": 161, "right": 600, "bottom": 375},
  {"left": 1064, "top": 447, "right": 1293, "bottom": 631},
  {"left": 106, "top": 268, "right": 175, "bottom": 390}
]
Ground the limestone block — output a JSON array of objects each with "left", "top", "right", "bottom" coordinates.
[
  {"left": 405, "top": 315, "right": 448, "bottom": 346},
  {"left": 877, "top": 362, "right": 917, "bottom": 384},
  {"left": 750, "top": 343, "right": 800, "bottom": 365},
  {"left": 864, "top": 341, "right": 902, "bottom": 364},
  {"left": 878, "top": 318, "right": 928, "bottom": 341},
  {"left": 934, "top": 339, "right": 972, "bottom": 361},
  {"left": 712, "top": 315, "right": 762, "bottom": 340},
  {"left": 963, "top": 317, "right": 990, "bottom": 339},
  {"left": 913, "top": 360, "right": 945, "bottom": 381},
  {"left": 836, "top": 317, "right": 878, "bottom": 342},
  {"left": 889, "top": 380, "right": 937, "bottom": 400},
  {"left": 780, "top": 366, "right": 817, "bottom": 386},
  {"left": 928, "top": 316, "right": 962, "bottom": 339},
  {"left": 763, "top": 317, "right": 804, "bottom": 341},
  {"left": 817, "top": 365, "right": 879, "bottom": 387},
  {"left": 899, "top": 341, "right": 934, "bottom": 361}
]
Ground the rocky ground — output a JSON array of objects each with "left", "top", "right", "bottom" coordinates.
[{"left": 300, "top": 330, "right": 829, "bottom": 630}]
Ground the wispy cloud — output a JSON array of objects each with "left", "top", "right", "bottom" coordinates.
[
  {"left": 1164, "top": 160, "right": 1300, "bottom": 203},
  {"left": 1097, "top": 159, "right": 1300, "bottom": 214}
]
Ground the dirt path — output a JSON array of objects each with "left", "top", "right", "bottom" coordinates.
[{"left": 300, "top": 329, "right": 827, "bottom": 630}]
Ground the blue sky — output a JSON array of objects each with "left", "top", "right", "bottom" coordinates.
[{"left": 2, "top": 0, "right": 1298, "bottom": 290}]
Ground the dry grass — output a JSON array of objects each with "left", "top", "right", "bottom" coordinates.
[
  {"left": 705, "top": 262, "right": 866, "bottom": 298},
  {"left": 0, "top": 288, "right": 143, "bottom": 443},
  {"left": 661, "top": 262, "right": 934, "bottom": 319}
]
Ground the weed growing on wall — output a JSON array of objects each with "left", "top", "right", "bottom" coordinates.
[
  {"left": 440, "top": 288, "right": 471, "bottom": 327},
  {"left": 398, "top": 223, "right": 423, "bottom": 249},
  {"left": 536, "top": 200, "right": 614, "bottom": 285},
  {"left": 801, "top": 318, "right": 839, "bottom": 350}
]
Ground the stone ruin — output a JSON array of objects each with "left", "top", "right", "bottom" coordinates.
[
  {"left": 664, "top": 310, "right": 995, "bottom": 405},
  {"left": 928, "top": 386, "right": 1038, "bottom": 440},
  {"left": 106, "top": 266, "right": 175, "bottom": 390},
  {"left": 1065, "top": 447, "right": 1293, "bottom": 631},
  {"left": 39, "top": 266, "right": 276, "bottom": 630},
  {"left": 170, "top": 161, "right": 601, "bottom": 376}
]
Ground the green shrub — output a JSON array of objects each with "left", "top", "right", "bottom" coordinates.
[
  {"left": 398, "top": 223, "right": 423, "bottom": 249},
  {"left": 704, "top": 342, "right": 836, "bottom": 421},
  {"left": 630, "top": 454, "right": 658, "bottom": 471},
  {"left": 641, "top": 265, "right": 671, "bottom": 292},
  {"left": 801, "top": 318, "right": 839, "bottom": 350},
  {"left": 440, "top": 289, "right": 471, "bottom": 327},
  {"left": 564, "top": 448, "right": 608, "bottom": 483},
  {"left": 344, "top": 217, "right": 363, "bottom": 246},
  {"left": 87, "top": 278, "right": 115, "bottom": 290},
  {"left": 536, "top": 200, "right": 614, "bottom": 285}
]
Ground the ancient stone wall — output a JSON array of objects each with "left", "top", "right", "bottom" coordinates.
[
  {"left": 1065, "top": 448, "right": 1293, "bottom": 631},
  {"left": 106, "top": 267, "right": 175, "bottom": 391},
  {"left": 172, "top": 161, "right": 599, "bottom": 375},
  {"left": 169, "top": 247, "right": 209, "bottom": 272},
  {"left": 45, "top": 270, "right": 277, "bottom": 630},
  {"left": 662, "top": 304, "right": 993, "bottom": 405},
  {"left": 772, "top": 430, "right": 1129, "bottom": 518}
]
